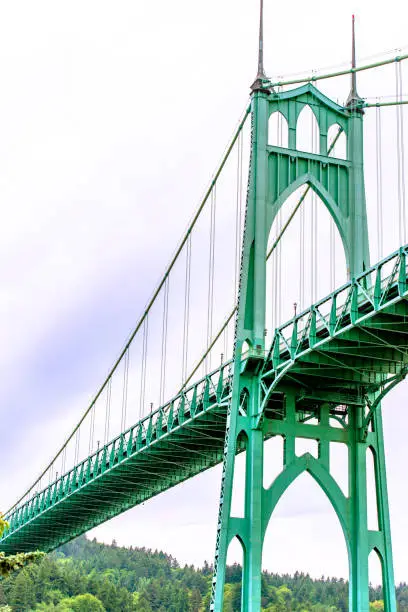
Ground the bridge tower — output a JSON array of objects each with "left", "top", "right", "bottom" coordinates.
[{"left": 210, "top": 7, "right": 396, "bottom": 612}]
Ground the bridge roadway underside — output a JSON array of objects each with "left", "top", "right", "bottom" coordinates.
[
  {"left": 3, "top": 260, "right": 408, "bottom": 554},
  {"left": 3, "top": 403, "right": 232, "bottom": 553}
]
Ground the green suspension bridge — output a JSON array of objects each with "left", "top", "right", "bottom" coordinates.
[{"left": 2, "top": 5, "right": 408, "bottom": 611}]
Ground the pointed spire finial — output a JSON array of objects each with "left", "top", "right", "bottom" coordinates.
[
  {"left": 257, "top": 0, "right": 266, "bottom": 80},
  {"left": 346, "top": 14, "right": 362, "bottom": 109},
  {"left": 251, "top": 0, "right": 270, "bottom": 93}
]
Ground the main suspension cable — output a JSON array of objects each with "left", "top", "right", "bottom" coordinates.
[
  {"left": 269, "top": 45, "right": 408, "bottom": 83},
  {"left": 6, "top": 103, "right": 252, "bottom": 518},
  {"left": 270, "top": 53, "right": 408, "bottom": 88}
]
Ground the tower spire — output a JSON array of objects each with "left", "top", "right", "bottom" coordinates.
[
  {"left": 346, "top": 14, "right": 362, "bottom": 108},
  {"left": 251, "top": 0, "right": 270, "bottom": 92}
]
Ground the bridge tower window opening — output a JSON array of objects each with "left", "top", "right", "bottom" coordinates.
[
  {"left": 263, "top": 435, "right": 284, "bottom": 489},
  {"left": 296, "top": 104, "right": 320, "bottom": 154},
  {"left": 230, "top": 431, "right": 248, "bottom": 519},
  {"left": 329, "top": 442, "right": 349, "bottom": 497},
  {"left": 327, "top": 123, "right": 347, "bottom": 160},
  {"left": 367, "top": 446, "right": 379, "bottom": 532},
  {"left": 224, "top": 536, "right": 244, "bottom": 610},
  {"left": 268, "top": 111, "right": 288, "bottom": 148}
]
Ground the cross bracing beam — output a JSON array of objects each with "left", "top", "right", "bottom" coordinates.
[{"left": 2, "top": 244, "right": 408, "bottom": 555}]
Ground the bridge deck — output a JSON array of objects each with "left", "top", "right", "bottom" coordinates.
[{"left": 2, "top": 246, "right": 408, "bottom": 553}]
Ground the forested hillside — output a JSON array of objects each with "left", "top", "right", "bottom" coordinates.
[{"left": 0, "top": 535, "right": 407, "bottom": 610}]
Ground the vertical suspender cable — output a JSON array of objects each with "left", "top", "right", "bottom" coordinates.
[
  {"left": 310, "top": 109, "right": 315, "bottom": 304},
  {"left": 206, "top": 186, "right": 217, "bottom": 373},
  {"left": 224, "top": 324, "right": 228, "bottom": 363},
  {"left": 399, "top": 61, "right": 406, "bottom": 243},
  {"left": 376, "top": 101, "right": 384, "bottom": 260},
  {"left": 121, "top": 349, "right": 130, "bottom": 431},
  {"left": 396, "top": 61, "right": 407, "bottom": 245},
  {"left": 314, "top": 116, "right": 318, "bottom": 301},
  {"left": 277, "top": 111, "right": 283, "bottom": 326},
  {"left": 273, "top": 230, "right": 278, "bottom": 330},
  {"left": 61, "top": 446, "right": 66, "bottom": 475},
  {"left": 396, "top": 62, "right": 403, "bottom": 245},
  {"left": 328, "top": 129, "right": 335, "bottom": 293},
  {"left": 277, "top": 211, "right": 282, "bottom": 328},
  {"left": 310, "top": 109, "right": 316, "bottom": 303},
  {"left": 310, "top": 189, "right": 314, "bottom": 304},
  {"left": 139, "top": 316, "right": 149, "bottom": 419},
  {"left": 88, "top": 404, "right": 95, "bottom": 455},
  {"left": 75, "top": 428, "right": 80, "bottom": 464},
  {"left": 330, "top": 219, "right": 335, "bottom": 292},
  {"left": 314, "top": 192, "right": 318, "bottom": 302},
  {"left": 181, "top": 235, "right": 192, "bottom": 386},
  {"left": 104, "top": 377, "right": 112, "bottom": 444},
  {"left": 273, "top": 97, "right": 280, "bottom": 330},
  {"left": 300, "top": 191, "right": 305, "bottom": 310},
  {"left": 159, "top": 278, "right": 170, "bottom": 405}
]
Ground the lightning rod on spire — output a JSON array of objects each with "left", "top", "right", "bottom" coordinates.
[
  {"left": 251, "top": 0, "right": 270, "bottom": 92},
  {"left": 346, "top": 14, "right": 362, "bottom": 108}
]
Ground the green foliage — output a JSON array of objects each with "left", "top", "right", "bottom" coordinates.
[
  {"left": 369, "top": 602, "right": 384, "bottom": 611},
  {"left": 58, "top": 593, "right": 105, "bottom": 611},
  {"left": 0, "top": 551, "right": 45, "bottom": 577},
  {"left": 1, "top": 535, "right": 408, "bottom": 610},
  {"left": 7, "top": 568, "right": 36, "bottom": 611},
  {"left": 0, "top": 516, "right": 9, "bottom": 539}
]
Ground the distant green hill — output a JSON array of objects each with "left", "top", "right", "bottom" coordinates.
[{"left": 0, "top": 534, "right": 407, "bottom": 610}]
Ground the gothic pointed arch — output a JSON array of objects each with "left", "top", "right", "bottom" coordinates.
[
  {"left": 268, "top": 111, "right": 289, "bottom": 148},
  {"left": 296, "top": 104, "right": 320, "bottom": 153},
  {"left": 267, "top": 172, "right": 351, "bottom": 272},
  {"left": 261, "top": 453, "right": 350, "bottom": 559}
]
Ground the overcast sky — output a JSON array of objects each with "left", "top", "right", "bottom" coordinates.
[{"left": 2, "top": 0, "right": 408, "bottom": 588}]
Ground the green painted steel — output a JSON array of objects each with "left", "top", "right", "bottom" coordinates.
[
  {"left": 270, "top": 52, "right": 408, "bottom": 89},
  {"left": 1, "top": 25, "right": 405, "bottom": 612},
  {"left": 266, "top": 84, "right": 369, "bottom": 278},
  {"left": 209, "top": 68, "right": 397, "bottom": 609},
  {"left": 2, "top": 244, "right": 408, "bottom": 612}
]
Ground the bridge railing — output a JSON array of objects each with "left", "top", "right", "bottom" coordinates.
[
  {"left": 4, "top": 360, "right": 233, "bottom": 535},
  {"left": 4, "top": 245, "right": 408, "bottom": 540},
  {"left": 2, "top": 101, "right": 251, "bottom": 530},
  {"left": 263, "top": 245, "right": 408, "bottom": 376}
]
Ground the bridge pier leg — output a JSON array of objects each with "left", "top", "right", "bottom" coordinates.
[
  {"left": 348, "top": 404, "right": 397, "bottom": 612},
  {"left": 372, "top": 406, "right": 397, "bottom": 612},
  {"left": 349, "top": 408, "right": 370, "bottom": 612},
  {"left": 242, "top": 426, "right": 264, "bottom": 612},
  {"left": 212, "top": 388, "right": 397, "bottom": 612}
]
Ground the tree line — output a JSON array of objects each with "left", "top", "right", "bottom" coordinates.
[{"left": 1, "top": 534, "right": 408, "bottom": 610}]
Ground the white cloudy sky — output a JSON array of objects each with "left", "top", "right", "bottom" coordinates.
[{"left": 1, "top": 0, "right": 408, "bottom": 588}]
